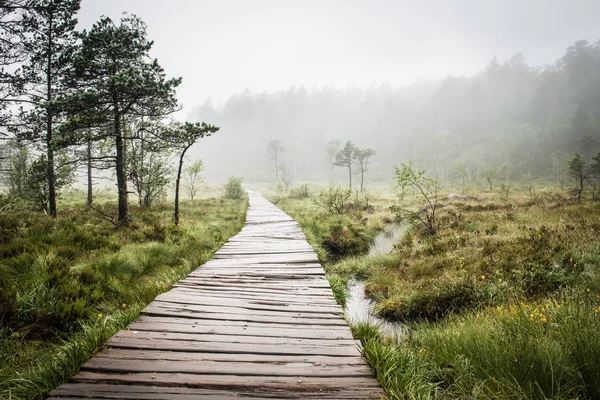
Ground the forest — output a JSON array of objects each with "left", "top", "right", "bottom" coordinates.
[{"left": 192, "top": 40, "right": 600, "bottom": 190}]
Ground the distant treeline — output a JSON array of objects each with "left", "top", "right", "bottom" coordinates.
[{"left": 191, "top": 40, "right": 600, "bottom": 187}]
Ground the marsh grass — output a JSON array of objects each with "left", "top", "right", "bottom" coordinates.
[
  {"left": 278, "top": 187, "right": 600, "bottom": 399},
  {"left": 0, "top": 197, "right": 247, "bottom": 399}
]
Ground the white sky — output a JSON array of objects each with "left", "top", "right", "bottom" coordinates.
[{"left": 77, "top": 0, "right": 600, "bottom": 113}]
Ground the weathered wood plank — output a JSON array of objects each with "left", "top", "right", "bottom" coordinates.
[{"left": 94, "top": 349, "right": 368, "bottom": 366}]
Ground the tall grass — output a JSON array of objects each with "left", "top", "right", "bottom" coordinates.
[
  {"left": 0, "top": 197, "right": 248, "bottom": 399},
  {"left": 277, "top": 189, "right": 600, "bottom": 399}
]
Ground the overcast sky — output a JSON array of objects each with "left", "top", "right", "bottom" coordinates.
[{"left": 77, "top": 0, "right": 600, "bottom": 113}]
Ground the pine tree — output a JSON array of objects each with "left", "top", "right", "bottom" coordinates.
[
  {"left": 334, "top": 140, "right": 356, "bottom": 189},
  {"left": 66, "top": 15, "right": 181, "bottom": 226},
  {"left": 15, "top": 0, "right": 80, "bottom": 217}
]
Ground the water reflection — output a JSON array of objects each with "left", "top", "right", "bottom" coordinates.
[
  {"left": 368, "top": 224, "right": 406, "bottom": 256},
  {"left": 345, "top": 280, "right": 406, "bottom": 341}
]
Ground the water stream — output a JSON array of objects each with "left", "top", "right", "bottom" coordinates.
[
  {"left": 368, "top": 224, "right": 407, "bottom": 256},
  {"left": 344, "top": 224, "right": 408, "bottom": 341}
]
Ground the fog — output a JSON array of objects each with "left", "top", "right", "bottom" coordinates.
[{"left": 77, "top": 1, "right": 600, "bottom": 185}]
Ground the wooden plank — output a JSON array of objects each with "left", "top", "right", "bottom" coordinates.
[
  {"left": 94, "top": 349, "right": 368, "bottom": 366},
  {"left": 72, "top": 372, "right": 382, "bottom": 391},
  {"left": 81, "top": 358, "right": 373, "bottom": 377},
  {"left": 107, "top": 336, "right": 360, "bottom": 357},
  {"left": 142, "top": 306, "right": 348, "bottom": 326},
  {"left": 111, "top": 330, "right": 357, "bottom": 347},
  {"left": 132, "top": 316, "right": 354, "bottom": 337}
]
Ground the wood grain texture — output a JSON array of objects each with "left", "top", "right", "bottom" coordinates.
[{"left": 49, "top": 191, "right": 384, "bottom": 399}]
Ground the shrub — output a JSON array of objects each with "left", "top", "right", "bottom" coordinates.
[
  {"left": 223, "top": 176, "right": 244, "bottom": 199},
  {"left": 290, "top": 184, "right": 310, "bottom": 199},
  {"left": 313, "top": 185, "right": 351, "bottom": 215},
  {"left": 321, "top": 218, "right": 371, "bottom": 259}
]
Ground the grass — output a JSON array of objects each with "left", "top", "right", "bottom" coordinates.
[
  {"left": 275, "top": 184, "right": 600, "bottom": 399},
  {"left": 0, "top": 196, "right": 248, "bottom": 399}
]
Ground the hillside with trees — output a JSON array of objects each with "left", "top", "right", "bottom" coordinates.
[{"left": 191, "top": 40, "right": 600, "bottom": 189}]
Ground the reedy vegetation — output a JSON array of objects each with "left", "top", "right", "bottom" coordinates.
[
  {"left": 0, "top": 194, "right": 248, "bottom": 399},
  {"left": 275, "top": 180, "right": 600, "bottom": 399}
]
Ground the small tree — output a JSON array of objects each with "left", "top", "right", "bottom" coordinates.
[
  {"left": 485, "top": 167, "right": 496, "bottom": 191},
  {"left": 2, "top": 140, "right": 29, "bottom": 196},
  {"left": 267, "top": 140, "right": 283, "bottom": 179},
  {"left": 591, "top": 153, "right": 600, "bottom": 200},
  {"left": 279, "top": 165, "right": 293, "bottom": 192},
  {"left": 223, "top": 176, "right": 243, "bottom": 199},
  {"left": 126, "top": 124, "right": 172, "bottom": 207},
  {"left": 568, "top": 153, "right": 591, "bottom": 202},
  {"left": 162, "top": 122, "right": 219, "bottom": 225},
  {"left": 354, "top": 147, "right": 376, "bottom": 192},
  {"left": 25, "top": 153, "right": 75, "bottom": 212},
  {"left": 313, "top": 185, "right": 351, "bottom": 215},
  {"left": 392, "top": 163, "right": 441, "bottom": 236},
  {"left": 185, "top": 159, "right": 204, "bottom": 202},
  {"left": 334, "top": 140, "right": 355, "bottom": 189}
]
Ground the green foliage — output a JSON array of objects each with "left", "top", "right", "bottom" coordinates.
[
  {"left": 392, "top": 163, "right": 442, "bottom": 235},
  {"left": 185, "top": 159, "right": 204, "bottom": 201},
  {"left": 327, "top": 274, "right": 348, "bottom": 307},
  {"left": 334, "top": 140, "right": 356, "bottom": 188},
  {"left": 0, "top": 198, "right": 247, "bottom": 398},
  {"left": 568, "top": 153, "right": 591, "bottom": 202},
  {"left": 289, "top": 183, "right": 310, "bottom": 199},
  {"left": 24, "top": 154, "right": 75, "bottom": 212},
  {"left": 377, "top": 279, "right": 485, "bottom": 323},
  {"left": 223, "top": 176, "right": 244, "bottom": 199},
  {"left": 313, "top": 185, "right": 351, "bottom": 215}
]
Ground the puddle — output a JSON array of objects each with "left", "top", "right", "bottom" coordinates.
[
  {"left": 345, "top": 280, "right": 406, "bottom": 341},
  {"left": 368, "top": 224, "right": 407, "bottom": 256}
]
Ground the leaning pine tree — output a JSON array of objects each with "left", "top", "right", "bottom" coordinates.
[
  {"left": 162, "top": 122, "right": 219, "bottom": 225},
  {"left": 65, "top": 14, "right": 181, "bottom": 226}
]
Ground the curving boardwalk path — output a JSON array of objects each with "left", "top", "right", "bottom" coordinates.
[{"left": 50, "top": 192, "right": 384, "bottom": 399}]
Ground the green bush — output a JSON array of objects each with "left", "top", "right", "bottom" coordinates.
[
  {"left": 290, "top": 184, "right": 310, "bottom": 199},
  {"left": 223, "top": 176, "right": 244, "bottom": 199},
  {"left": 321, "top": 217, "right": 371, "bottom": 259},
  {"left": 313, "top": 185, "right": 351, "bottom": 215}
]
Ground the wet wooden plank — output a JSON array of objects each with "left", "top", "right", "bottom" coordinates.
[{"left": 50, "top": 191, "right": 384, "bottom": 399}]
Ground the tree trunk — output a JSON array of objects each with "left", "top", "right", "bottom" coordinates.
[
  {"left": 360, "top": 164, "right": 365, "bottom": 192},
  {"left": 46, "top": 18, "right": 56, "bottom": 218},
  {"left": 348, "top": 161, "right": 352, "bottom": 189},
  {"left": 47, "top": 117, "right": 56, "bottom": 217},
  {"left": 174, "top": 146, "right": 189, "bottom": 225},
  {"left": 275, "top": 156, "right": 279, "bottom": 180},
  {"left": 114, "top": 107, "right": 128, "bottom": 226},
  {"left": 87, "top": 137, "right": 93, "bottom": 206}
]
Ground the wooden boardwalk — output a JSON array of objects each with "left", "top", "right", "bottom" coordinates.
[{"left": 50, "top": 192, "right": 384, "bottom": 399}]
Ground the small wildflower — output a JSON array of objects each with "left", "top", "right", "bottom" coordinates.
[
  {"left": 498, "top": 279, "right": 502, "bottom": 283},
  {"left": 587, "top": 288, "right": 591, "bottom": 292},
  {"left": 97, "top": 313, "right": 103, "bottom": 320},
  {"left": 574, "top": 264, "right": 577, "bottom": 268},
  {"left": 481, "top": 275, "right": 486, "bottom": 281},
  {"left": 121, "top": 303, "right": 127, "bottom": 309}
]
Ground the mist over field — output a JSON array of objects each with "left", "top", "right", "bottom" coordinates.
[{"left": 188, "top": 45, "right": 600, "bottom": 185}]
